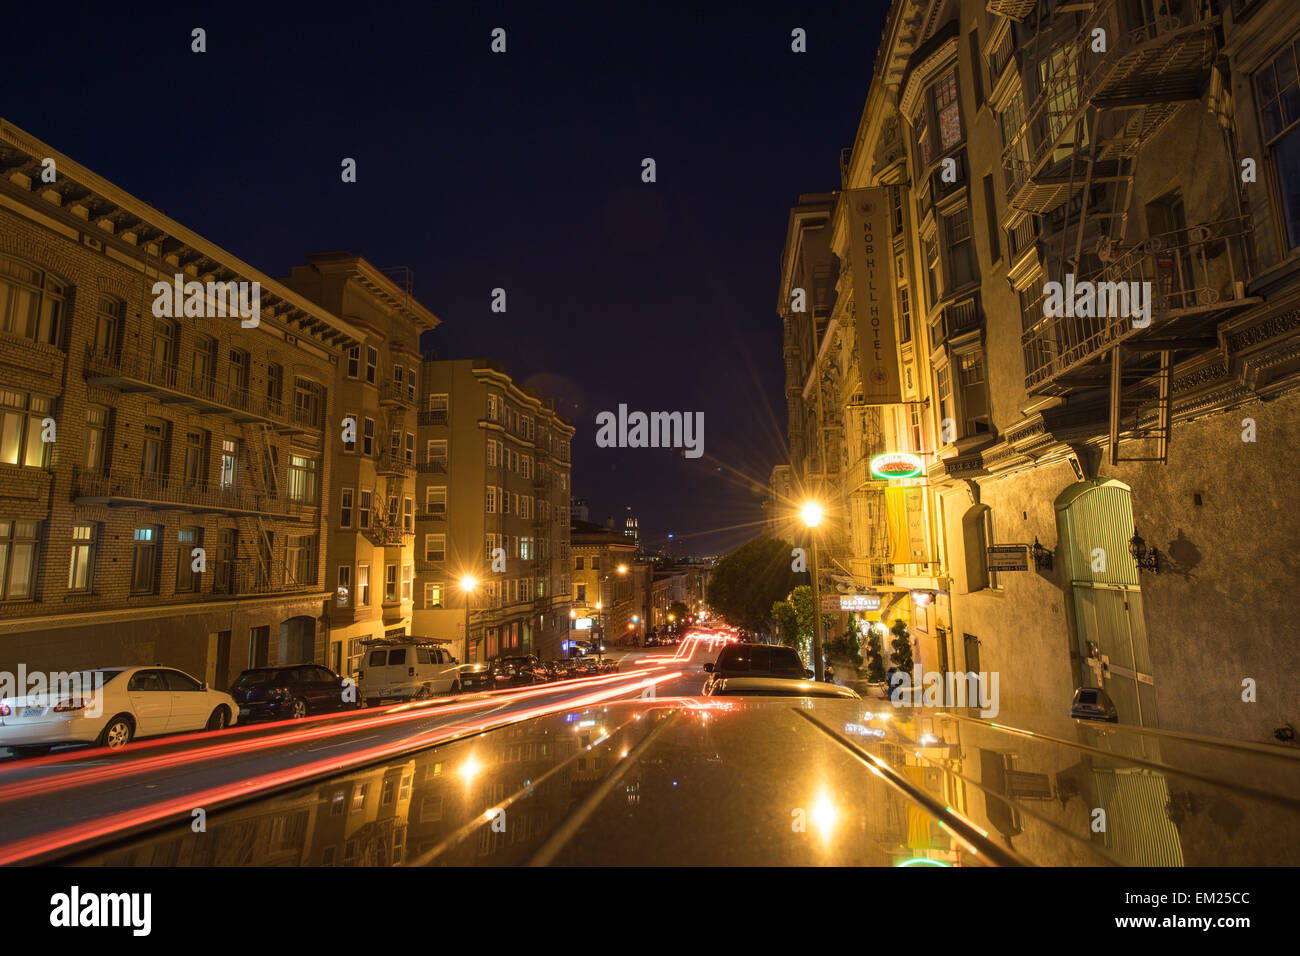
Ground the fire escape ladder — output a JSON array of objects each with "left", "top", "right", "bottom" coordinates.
[{"left": 1108, "top": 346, "right": 1171, "bottom": 466}]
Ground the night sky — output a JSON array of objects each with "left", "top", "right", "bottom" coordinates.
[{"left": 6, "top": 0, "right": 890, "bottom": 555}]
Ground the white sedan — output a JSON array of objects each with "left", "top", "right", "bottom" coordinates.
[{"left": 0, "top": 666, "right": 237, "bottom": 757}]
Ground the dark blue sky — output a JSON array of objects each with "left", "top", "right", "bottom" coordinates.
[{"left": 6, "top": 0, "right": 890, "bottom": 555}]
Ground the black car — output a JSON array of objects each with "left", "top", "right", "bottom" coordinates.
[
  {"left": 702, "top": 644, "right": 811, "bottom": 694},
  {"left": 456, "top": 663, "right": 494, "bottom": 692},
  {"left": 491, "top": 655, "right": 547, "bottom": 688},
  {"left": 229, "top": 664, "right": 357, "bottom": 721}
]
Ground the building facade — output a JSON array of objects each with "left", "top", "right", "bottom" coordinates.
[
  {"left": 0, "top": 120, "right": 360, "bottom": 688},
  {"left": 280, "top": 252, "right": 439, "bottom": 678},
  {"left": 569, "top": 519, "right": 638, "bottom": 649},
  {"left": 804, "top": 0, "right": 1300, "bottom": 742},
  {"left": 412, "top": 359, "right": 573, "bottom": 662}
]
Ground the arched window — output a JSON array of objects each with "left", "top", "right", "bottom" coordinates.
[
  {"left": 0, "top": 256, "right": 65, "bottom": 346},
  {"left": 962, "top": 503, "right": 1000, "bottom": 592}
]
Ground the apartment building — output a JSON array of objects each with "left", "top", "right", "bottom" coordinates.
[
  {"left": 0, "top": 119, "right": 361, "bottom": 686},
  {"left": 827, "top": 0, "right": 1300, "bottom": 742},
  {"left": 570, "top": 519, "right": 638, "bottom": 649},
  {"left": 279, "top": 252, "right": 440, "bottom": 678},
  {"left": 412, "top": 359, "right": 573, "bottom": 662}
]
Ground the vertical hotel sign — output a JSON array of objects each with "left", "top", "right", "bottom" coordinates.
[{"left": 848, "top": 187, "right": 902, "bottom": 404}]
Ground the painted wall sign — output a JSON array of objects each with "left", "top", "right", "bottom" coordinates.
[{"left": 841, "top": 594, "right": 883, "bottom": 610}]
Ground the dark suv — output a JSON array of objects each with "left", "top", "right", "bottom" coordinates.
[
  {"left": 491, "top": 655, "right": 547, "bottom": 688},
  {"left": 702, "top": 644, "right": 811, "bottom": 694},
  {"left": 229, "top": 664, "right": 357, "bottom": 721}
]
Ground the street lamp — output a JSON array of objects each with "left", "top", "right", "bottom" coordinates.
[
  {"left": 801, "top": 500, "right": 826, "bottom": 682},
  {"left": 460, "top": 575, "right": 478, "bottom": 663}
]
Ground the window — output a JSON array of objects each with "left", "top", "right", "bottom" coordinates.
[
  {"left": 337, "top": 565, "right": 351, "bottom": 607},
  {"left": 402, "top": 565, "right": 413, "bottom": 601},
  {"left": 1257, "top": 40, "right": 1300, "bottom": 248},
  {"left": 176, "top": 527, "right": 202, "bottom": 592},
  {"left": 933, "top": 71, "right": 962, "bottom": 151},
  {"left": 131, "top": 526, "right": 160, "bottom": 594},
  {"left": 576, "top": 583, "right": 587, "bottom": 602},
  {"left": 385, "top": 565, "right": 398, "bottom": 603},
  {"left": 936, "top": 365, "right": 953, "bottom": 443},
  {"left": 266, "top": 363, "right": 283, "bottom": 411},
  {"left": 365, "top": 347, "right": 378, "bottom": 384},
  {"left": 957, "top": 351, "right": 991, "bottom": 435},
  {"left": 141, "top": 418, "right": 170, "bottom": 480},
  {"left": 68, "top": 523, "right": 95, "bottom": 592},
  {"left": 358, "top": 564, "right": 370, "bottom": 606},
  {"left": 487, "top": 394, "right": 499, "bottom": 421},
  {"left": 343, "top": 413, "right": 357, "bottom": 452},
  {"left": 425, "top": 582, "right": 443, "bottom": 608},
  {"left": 404, "top": 432, "right": 414, "bottom": 464},
  {"left": 220, "top": 439, "right": 239, "bottom": 490},
  {"left": 486, "top": 486, "right": 498, "bottom": 514},
  {"left": 341, "top": 488, "right": 354, "bottom": 527},
  {"left": 406, "top": 369, "right": 416, "bottom": 402},
  {"left": 359, "top": 490, "right": 372, "bottom": 529},
  {"left": 426, "top": 486, "right": 446, "bottom": 514},
  {"left": 287, "top": 455, "right": 318, "bottom": 503},
  {"left": 95, "top": 296, "right": 124, "bottom": 360},
  {"left": 293, "top": 379, "right": 322, "bottom": 427},
  {"left": 346, "top": 346, "right": 360, "bottom": 378},
  {"left": 286, "top": 535, "right": 316, "bottom": 586},
  {"left": 0, "top": 257, "right": 63, "bottom": 346},
  {"left": 425, "top": 534, "right": 446, "bottom": 562},
  {"left": 427, "top": 439, "right": 447, "bottom": 468},
  {"left": 228, "top": 347, "right": 249, "bottom": 390},
  {"left": 575, "top": 556, "right": 584, "bottom": 570},
  {"left": 520, "top": 536, "right": 533, "bottom": 560},
  {"left": 215, "top": 529, "right": 237, "bottom": 594},
  {"left": 0, "top": 390, "right": 52, "bottom": 469},
  {"left": 944, "top": 208, "right": 977, "bottom": 290},
  {"left": 403, "top": 498, "right": 414, "bottom": 532},
  {"left": 898, "top": 286, "right": 912, "bottom": 345},
  {"left": 924, "top": 234, "right": 941, "bottom": 307},
  {"left": 183, "top": 430, "right": 208, "bottom": 485},
  {"left": 83, "top": 405, "right": 110, "bottom": 474},
  {"left": 363, "top": 418, "right": 375, "bottom": 456}
]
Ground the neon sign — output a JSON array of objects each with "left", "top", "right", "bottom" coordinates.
[{"left": 870, "top": 452, "right": 924, "bottom": 480}]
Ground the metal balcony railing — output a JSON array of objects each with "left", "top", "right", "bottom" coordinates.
[
  {"left": 380, "top": 380, "right": 416, "bottom": 408},
  {"left": 71, "top": 468, "right": 316, "bottom": 518},
  {"left": 1021, "top": 216, "right": 1255, "bottom": 390},
  {"left": 83, "top": 347, "right": 322, "bottom": 432},
  {"left": 376, "top": 453, "right": 415, "bottom": 478}
]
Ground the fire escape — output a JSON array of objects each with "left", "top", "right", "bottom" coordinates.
[
  {"left": 243, "top": 422, "right": 280, "bottom": 589},
  {"left": 1000, "top": 0, "right": 1256, "bottom": 464}
]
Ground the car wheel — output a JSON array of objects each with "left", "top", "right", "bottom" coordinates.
[
  {"left": 290, "top": 698, "right": 308, "bottom": 719},
  {"left": 206, "top": 706, "right": 230, "bottom": 730},
  {"left": 98, "top": 714, "right": 135, "bottom": 749},
  {"left": 10, "top": 744, "right": 52, "bottom": 759}
]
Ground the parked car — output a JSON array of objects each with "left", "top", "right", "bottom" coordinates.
[
  {"left": 571, "top": 640, "right": 593, "bottom": 656},
  {"left": 600, "top": 658, "right": 620, "bottom": 673},
  {"left": 0, "top": 666, "right": 237, "bottom": 757},
  {"left": 572, "top": 657, "right": 600, "bottom": 677},
  {"left": 457, "top": 663, "right": 494, "bottom": 692},
  {"left": 548, "top": 659, "right": 578, "bottom": 680},
  {"left": 703, "top": 676, "right": 860, "bottom": 699},
  {"left": 702, "top": 644, "right": 811, "bottom": 695},
  {"left": 491, "top": 655, "right": 547, "bottom": 688},
  {"left": 1070, "top": 687, "right": 1119, "bottom": 723},
  {"left": 229, "top": 664, "right": 356, "bottom": 721},
  {"left": 358, "top": 638, "right": 461, "bottom": 706}
]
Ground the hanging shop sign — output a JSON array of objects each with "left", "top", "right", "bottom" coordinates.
[
  {"left": 840, "top": 594, "right": 882, "bottom": 611},
  {"left": 870, "top": 451, "right": 924, "bottom": 480}
]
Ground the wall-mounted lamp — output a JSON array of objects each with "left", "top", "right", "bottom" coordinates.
[
  {"left": 1031, "top": 537, "right": 1054, "bottom": 572},
  {"left": 1128, "top": 530, "right": 1161, "bottom": 574}
]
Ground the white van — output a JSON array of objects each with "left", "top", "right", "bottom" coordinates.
[{"left": 358, "top": 638, "right": 461, "bottom": 706}]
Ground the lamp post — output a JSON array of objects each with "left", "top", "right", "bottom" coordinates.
[
  {"left": 597, "top": 564, "right": 629, "bottom": 665},
  {"left": 460, "top": 575, "right": 478, "bottom": 663},
  {"left": 801, "top": 502, "right": 825, "bottom": 682}
]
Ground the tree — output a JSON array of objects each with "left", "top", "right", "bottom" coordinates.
[
  {"left": 706, "top": 537, "right": 800, "bottom": 634},
  {"left": 770, "top": 599, "right": 798, "bottom": 648},
  {"left": 889, "top": 619, "right": 914, "bottom": 673},
  {"left": 666, "top": 601, "right": 690, "bottom": 628},
  {"left": 826, "top": 622, "right": 864, "bottom": 669},
  {"left": 862, "top": 624, "right": 885, "bottom": 682}
]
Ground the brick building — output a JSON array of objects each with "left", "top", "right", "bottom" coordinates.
[{"left": 0, "top": 119, "right": 360, "bottom": 687}]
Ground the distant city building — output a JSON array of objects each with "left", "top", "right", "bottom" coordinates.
[{"left": 570, "top": 497, "right": 588, "bottom": 522}]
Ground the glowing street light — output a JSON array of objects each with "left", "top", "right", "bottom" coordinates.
[
  {"left": 460, "top": 575, "right": 479, "bottom": 663},
  {"left": 801, "top": 502, "right": 824, "bottom": 528}
]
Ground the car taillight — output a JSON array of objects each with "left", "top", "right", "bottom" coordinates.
[
  {"left": 0, "top": 702, "right": 10, "bottom": 717},
  {"left": 54, "top": 697, "right": 89, "bottom": 712}
]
